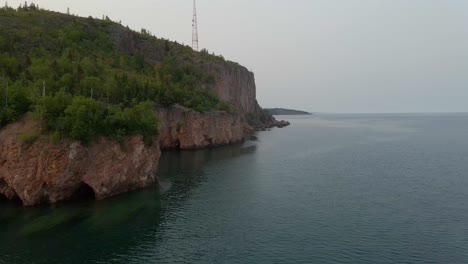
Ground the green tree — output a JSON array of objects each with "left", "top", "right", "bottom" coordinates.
[
  {"left": 29, "top": 58, "right": 53, "bottom": 85},
  {"left": 0, "top": 53, "right": 19, "bottom": 77},
  {"left": 60, "top": 96, "right": 106, "bottom": 144}
]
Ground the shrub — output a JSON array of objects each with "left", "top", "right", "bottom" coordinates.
[
  {"left": 49, "top": 131, "right": 61, "bottom": 143},
  {"left": 37, "top": 94, "right": 159, "bottom": 145},
  {"left": 18, "top": 131, "right": 40, "bottom": 146},
  {"left": 217, "top": 101, "right": 233, "bottom": 113},
  {"left": 60, "top": 96, "right": 106, "bottom": 144},
  {"left": 0, "top": 107, "right": 17, "bottom": 127}
]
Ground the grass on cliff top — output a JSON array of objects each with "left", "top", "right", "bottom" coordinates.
[{"left": 0, "top": 4, "right": 235, "bottom": 144}]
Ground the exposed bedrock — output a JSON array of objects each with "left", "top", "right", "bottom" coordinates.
[
  {"left": 157, "top": 105, "right": 246, "bottom": 150},
  {"left": 205, "top": 63, "right": 257, "bottom": 114},
  {"left": 0, "top": 117, "right": 160, "bottom": 207},
  {"left": 0, "top": 14, "right": 288, "bottom": 206}
]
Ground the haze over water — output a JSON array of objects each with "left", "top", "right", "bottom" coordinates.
[{"left": 1, "top": 114, "right": 468, "bottom": 263}]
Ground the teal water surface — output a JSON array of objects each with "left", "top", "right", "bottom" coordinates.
[{"left": 1, "top": 114, "right": 468, "bottom": 263}]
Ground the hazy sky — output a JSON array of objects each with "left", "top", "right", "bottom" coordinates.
[{"left": 8, "top": 0, "right": 468, "bottom": 113}]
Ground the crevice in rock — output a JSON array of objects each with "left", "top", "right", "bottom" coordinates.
[
  {"left": 0, "top": 178, "right": 21, "bottom": 205},
  {"left": 203, "top": 135, "right": 213, "bottom": 146},
  {"left": 0, "top": 179, "right": 6, "bottom": 188},
  {"left": 70, "top": 182, "right": 96, "bottom": 201}
]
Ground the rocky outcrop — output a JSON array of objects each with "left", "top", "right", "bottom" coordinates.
[
  {"left": 156, "top": 105, "right": 246, "bottom": 150},
  {"left": 203, "top": 62, "right": 257, "bottom": 114},
  {"left": 0, "top": 117, "right": 160, "bottom": 207},
  {"left": 0, "top": 103, "right": 284, "bottom": 206},
  {"left": 246, "top": 104, "right": 291, "bottom": 130}
]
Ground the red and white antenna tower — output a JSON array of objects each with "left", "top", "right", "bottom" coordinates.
[{"left": 192, "top": 0, "right": 199, "bottom": 51}]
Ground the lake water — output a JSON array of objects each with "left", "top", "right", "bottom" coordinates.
[{"left": 1, "top": 114, "right": 468, "bottom": 263}]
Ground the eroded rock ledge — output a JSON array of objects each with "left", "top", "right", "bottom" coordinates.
[
  {"left": 157, "top": 105, "right": 246, "bottom": 150},
  {"left": 247, "top": 104, "right": 291, "bottom": 130},
  {"left": 0, "top": 106, "right": 288, "bottom": 206},
  {"left": 0, "top": 117, "right": 160, "bottom": 207}
]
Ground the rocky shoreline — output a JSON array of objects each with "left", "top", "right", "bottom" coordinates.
[
  {"left": 0, "top": 116, "right": 160, "bottom": 207},
  {"left": 0, "top": 109, "right": 288, "bottom": 206},
  {"left": 157, "top": 105, "right": 246, "bottom": 150},
  {"left": 0, "top": 8, "right": 290, "bottom": 207},
  {"left": 0, "top": 14, "right": 290, "bottom": 206}
]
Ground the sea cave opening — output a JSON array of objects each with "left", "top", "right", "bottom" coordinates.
[
  {"left": 70, "top": 182, "right": 96, "bottom": 201},
  {"left": 0, "top": 192, "right": 6, "bottom": 201},
  {"left": 0, "top": 178, "right": 22, "bottom": 205}
]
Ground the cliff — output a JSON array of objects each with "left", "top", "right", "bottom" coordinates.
[
  {"left": 0, "top": 8, "right": 288, "bottom": 206},
  {"left": 0, "top": 107, "right": 249, "bottom": 206},
  {"left": 157, "top": 106, "right": 246, "bottom": 150},
  {"left": 0, "top": 116, "right": 160, "bottom": 206},
  {"left": 111, "top": 24, "right": 258, "bottom": 115},
  {"left": 207, "top": 63, "right": 257, "bottom": 114}
]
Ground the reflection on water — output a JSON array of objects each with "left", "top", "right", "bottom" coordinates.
[
  {"left": 0, "top": 140, "right": 257, "bottom": 264},
  {"left": 3, "top": 114, "right": 468, "bottom": 264}
]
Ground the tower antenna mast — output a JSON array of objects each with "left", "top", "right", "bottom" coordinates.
[{"left": 192, "top": 0, "right": 199, "bottom": 51}]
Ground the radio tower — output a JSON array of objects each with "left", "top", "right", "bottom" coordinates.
[{"left": 192, "top": 0, "right": 199, "bottom": 51}]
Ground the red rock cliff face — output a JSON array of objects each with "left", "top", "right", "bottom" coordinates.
[
  {"left": 0, "top": 118, "right": 160, "bottom": 207},
  {"left": 157, "top": 106, "right": 246, "bottom": 150},
  {"left": 204, "top": 62, "right": 257, "bottom": 114}
]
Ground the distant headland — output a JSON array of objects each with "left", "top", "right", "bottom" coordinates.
[{"left": 266, "top": 108, "right": 312, "bottom": 115}]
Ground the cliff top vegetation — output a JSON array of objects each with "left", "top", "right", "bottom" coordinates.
[{"left": 0, "top": 4, "right": 235, "bottom": 144}]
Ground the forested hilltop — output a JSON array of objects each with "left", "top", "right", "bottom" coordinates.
[{"left": 0, "top": 4, "right": 235, "bottom": 144}]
